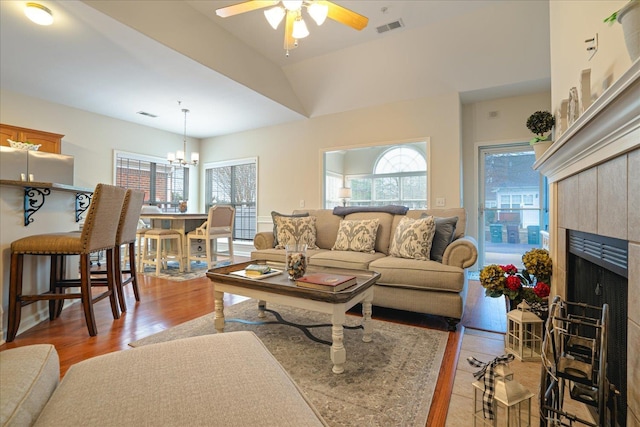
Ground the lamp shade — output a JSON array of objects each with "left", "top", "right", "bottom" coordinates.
[
  {"left": 292, "top": 17, "right": 309, "bottom": 39},
  {"left": 264, "top": 6, "right": 285, "bottom": 29},
  {"left": 307, "top": 3, "right": 328, "bottom": 25},
  {"left": 25, "top": 3, "right": 53, "bottom": 26},
  {"left": 338, "top": 188, "right": 352, "bottom": 199}
]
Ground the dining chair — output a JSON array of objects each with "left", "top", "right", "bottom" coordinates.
[
  {"left": 186, "top": 205, "right": 235, "bottom": 271},
  {"left": 6, "top": 183, "right": 126, "bottom": 341}
]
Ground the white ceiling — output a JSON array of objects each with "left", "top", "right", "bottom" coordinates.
[{"left": 0, "top": 0, "right": 551, "bottom": 139}]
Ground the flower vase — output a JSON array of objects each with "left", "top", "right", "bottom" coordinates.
[
  {"left": 178, "top": 200, "right": 188, "bottom": 213},
  {"left": 285, "top": 244, "right": 307, "bottom": 280}
]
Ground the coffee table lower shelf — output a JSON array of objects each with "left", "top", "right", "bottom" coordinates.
[{"left": 207, "top": 261, "right": 380, "bottom": 374}]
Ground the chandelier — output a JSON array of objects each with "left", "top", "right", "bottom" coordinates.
[{"left": 168, "top": 105, "right": 198, "bottom": 167}]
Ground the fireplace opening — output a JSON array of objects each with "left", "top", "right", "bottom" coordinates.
[{"left": 568, "top": 230, "right": 628, "bottom": 426}]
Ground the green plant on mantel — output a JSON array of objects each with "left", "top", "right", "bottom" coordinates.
[
  {"left": 604, "top": 0, "right": 639, "bottom": 23},
  {"left": 526, "top": 111, "right": 555, "bottom": 145}
]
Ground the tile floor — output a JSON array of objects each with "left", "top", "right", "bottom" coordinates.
[{"left": 446, "top": 328, "right": 596, "bottom": 426}]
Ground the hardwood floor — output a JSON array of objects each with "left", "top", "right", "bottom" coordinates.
[{"left": 0, "top": 264, "right": 503, "bottom": 427}]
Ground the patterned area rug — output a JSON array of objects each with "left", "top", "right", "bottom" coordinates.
[
  {"left": 139, "top": 260, "right": 229, "bottom": 282},
  {"left": 130, "top": 299, "right": 449, "bottom": 427}
]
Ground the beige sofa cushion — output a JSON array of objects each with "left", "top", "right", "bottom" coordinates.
[
  {"left": 1, "top": 344, "right": 59, "bottom": 427},
  {"left": 34, "top": 332, "right": 327, "bottom": 427},
  {"left": 294, "top": 209, "right": 342, "bottom": 250},
  {"left": 310, "top": 249, "right": 386, "bottom": 270},
  {"left": 369, "top": 256, "right": 464, "bottom": 292}
]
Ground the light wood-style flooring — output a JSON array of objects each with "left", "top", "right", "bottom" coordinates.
[{"left": 0, "top": 260, "right": 506, "bottom": 427}]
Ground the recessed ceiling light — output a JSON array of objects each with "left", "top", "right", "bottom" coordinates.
[{"left": 25, "top": 3, "right": 54, "bottom": 26}]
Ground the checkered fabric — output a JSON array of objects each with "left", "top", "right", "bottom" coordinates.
[{"left": 467, "top": 354, "right": 515, "bottom": 420}]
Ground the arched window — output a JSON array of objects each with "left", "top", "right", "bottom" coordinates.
[
  {"left": 374, "top": 146, "right": 426, "bottom": 174},
  {"left": 346, "top": 145, "right": 427, "bottom": 208}
]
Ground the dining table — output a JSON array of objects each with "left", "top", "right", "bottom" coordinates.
[{"left": 139, "top": 212, "right": 208, "bottom": 267}]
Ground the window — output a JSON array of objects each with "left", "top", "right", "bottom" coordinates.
[
  {"left": 347, "top": 146, "right": 427, "bottom": 208},
  {"left": 204, "top": 158, "right": 257, "bottom": 241},
  {"left": 115, "top": 151, "right": 189, "bottom": 212}
]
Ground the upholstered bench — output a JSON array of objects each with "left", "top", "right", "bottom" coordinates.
[{"left": 1, "top": 332, "right": 327, "bottom": 427}]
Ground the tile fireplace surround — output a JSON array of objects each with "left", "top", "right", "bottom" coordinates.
[{"left": 535, "top": 61, "right": 639, "bottom": 426}]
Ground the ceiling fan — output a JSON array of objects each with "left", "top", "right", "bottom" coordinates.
[{"left": 215, "top": 1, "right": 369, "bottom": 56}]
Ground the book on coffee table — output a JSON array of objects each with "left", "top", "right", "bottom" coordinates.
[
  {"left": 295, "top": 273, "right": 357, "bottom": 292},
  {"left": 230, "top": 267, "right": 282, "bottom": 280}
]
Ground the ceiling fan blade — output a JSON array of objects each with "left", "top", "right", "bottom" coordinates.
[
  {"left": 320, "top": 1, "right": 368, "bottom": 31},
  {"left": 284, "top": 11, "right": 297, "bottom": 51},
  {"left": 216, "top": 1, "right": 279, "bottom": 18}
]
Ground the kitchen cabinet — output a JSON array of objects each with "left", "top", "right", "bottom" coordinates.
[{"left": 1, "top": 124, "right": 63, "bottom": 154}]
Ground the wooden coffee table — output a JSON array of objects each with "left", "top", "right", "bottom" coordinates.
[{"left": 206, "top": 261, "right": 380, "bottom": 374}]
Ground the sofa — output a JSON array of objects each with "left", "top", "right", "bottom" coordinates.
[
  {"left": 251, "top": 207, "right": 478, "bottom": 330},
  {"left": 0, "top": 332, "right": 327, "bottom": 427}
]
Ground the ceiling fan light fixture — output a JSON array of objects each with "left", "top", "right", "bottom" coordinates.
[
  {"left": 282, "top": 0, "right": 303, "bottom": 12},
  {"left": 25, "top": 2, "right": 53, "bottom": 26},
  {"left": 307, "top": 3, "right": 328, "bottom": 25},
  {"left": 264, "top": 6, "right": 285, "bottom": 29},
  {"left": 292, "top": 17, "right": 309, "bottom": 39}
]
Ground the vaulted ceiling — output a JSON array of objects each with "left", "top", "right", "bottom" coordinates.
[{"left": 0, "top": 1, "right": 551, "bottom": 138}]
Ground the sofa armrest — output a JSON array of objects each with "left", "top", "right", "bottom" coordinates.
[
  {"left": 253, "top": 232, "right": 275, "bottom": 250},
  {"left": 442, "top": 236, "right": 478, "bottom": 269}
]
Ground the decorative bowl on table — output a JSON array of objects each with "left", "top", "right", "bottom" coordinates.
[{"left": 8, "top": 139, "right": 41, "bottom": 151}]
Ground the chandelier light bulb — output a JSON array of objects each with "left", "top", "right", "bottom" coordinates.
[
  {"left": 25, "top": 2, "right": 53, "bottom": 26},
  {"left": 307, "top": 3, "right": 328, "bottom": 25},
  {"left": 264, "top": 6, "right": 285, "bottom": 29},
  {"left": 292, "top": 17, "right": 309, "bottom": 39},
  {"left": 282, "top": 1, "right": 303, "bottom": 12}
]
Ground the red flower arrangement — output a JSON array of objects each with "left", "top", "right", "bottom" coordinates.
[{"left": 479, "top": 249, "right": 552, "bottom": 313}]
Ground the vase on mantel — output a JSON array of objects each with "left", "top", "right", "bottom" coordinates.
[
  {"left": 618, "top": 0, "right": 640, "bottom": 62},
  {"left": 533, "top": 141, "right": 553, "bottom": 160}
]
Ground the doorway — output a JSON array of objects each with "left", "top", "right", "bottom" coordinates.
[{"left": 477, "top": 143, "right": 547, "bottom": 269}]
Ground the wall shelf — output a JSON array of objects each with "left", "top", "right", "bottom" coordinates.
[{"left": 0, "top": 180, "right": 93, "bottom": 226}]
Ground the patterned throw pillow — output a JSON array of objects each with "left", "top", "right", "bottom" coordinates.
[
  {"left": 331, "top": 219, "right": 380, "bottom": 254},
  {"left": 274, "top": 216, "right": 318, "bottom": 249},
  {"left": 389, "top": 216, "right": 436, "bottom": 260},
  {"left": 271, "top": 211, "right": 309, "bottom": 247}
]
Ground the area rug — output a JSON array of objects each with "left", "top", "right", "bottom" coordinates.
[
  {"left": 130, "top": 299, "right": 449, "bottom": 427},
  {"left": 139, "top": 260, "right": 229, "bottom": 282}
]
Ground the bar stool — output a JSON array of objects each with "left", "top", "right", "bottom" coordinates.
[
  {"left": 141, "top": 229, "right": 184, "bottom": 275},
  {"left": 88, "top": 189, "right": 145, "bottom": 312},
  {"left": 7, "top": 183, "right": 126, "bottom": 341}
]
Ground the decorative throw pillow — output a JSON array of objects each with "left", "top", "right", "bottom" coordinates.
[
  {"left": 331, "top": 219, "right": 380, "bottom": 254},
  {"left": 274, "top": 215, "right": 318, "bottom": 249},
  {"left": 271, "top": 211, "right": 309, "bottom": 247},
  {"left": 389, "top": 216, "right": 436, "bottom": 261},
  {"left": 421, "top": 214, "right": 459, "bottom": 262}
]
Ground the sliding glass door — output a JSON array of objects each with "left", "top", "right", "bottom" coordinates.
[{"left": 478, "top": 143, "right": 547, "bottom": 268}]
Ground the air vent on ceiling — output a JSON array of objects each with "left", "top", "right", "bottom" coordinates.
[
  {"left": 137, "top": 111, "right": 158, "bottom": 118},
  {"left": 376, "top": 19, "right": 404, "bottom": 34}
]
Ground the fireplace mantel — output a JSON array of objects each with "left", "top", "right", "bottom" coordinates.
[{"left": 534, "top": 60, "right": 639, "bottom": 182}]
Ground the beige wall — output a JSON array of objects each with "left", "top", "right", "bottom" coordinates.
[
  {"left": 549, "top": 1, "right": 632, "bottom": 116},
  {"left": 201, "top": 93, "right": 462, "bottom": 231}
]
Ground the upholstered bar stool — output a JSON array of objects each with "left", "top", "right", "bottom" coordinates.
[
  {"left": 86, "top": 189, "right": 145, "bottom": 312},
  {"left": 141, "top": 229, "right": 184, "bottom": 275},
  {"left": 6, "top": 184, "right": 126, "bottom": 341}
]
